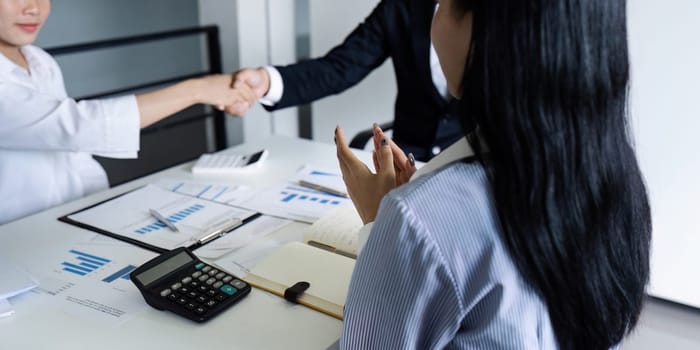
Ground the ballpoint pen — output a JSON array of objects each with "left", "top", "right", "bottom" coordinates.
[
  {"left": 297, "top": 180, "right": 348, "bottom": 198},
  {"left": 196, "top": 218, "right": 243, "bottom": 245},
  {"left": 149, "top": 208, "right": 179, "bottom": 232}
]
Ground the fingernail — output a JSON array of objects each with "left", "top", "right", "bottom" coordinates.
[
  {"left": 381, "top": 137, "right": 388, "bottom": 147},
  {"left": 408, "top": 153, "right": 416, "bottom": 166}
]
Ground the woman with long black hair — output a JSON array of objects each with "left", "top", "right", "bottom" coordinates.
[{"left": 334, "top": 0, "right": 651, "bottom": 348}]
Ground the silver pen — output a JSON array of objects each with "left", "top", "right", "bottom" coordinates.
[
  {"left": 196, "top": 218, "right": 243, "bottom": 245},
  {"left": 297, "top": 180, "right": 348, "bottom": 198},
  {"left": 149, "top": 208, "right": 179, "bottom": 232}
]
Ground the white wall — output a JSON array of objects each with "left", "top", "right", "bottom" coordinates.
[
  {"left": 308, "top": 0, "right": 396, "bottom": 144},
  {"left": 628, "top": 0, "right": 700, "bottom": 308}
]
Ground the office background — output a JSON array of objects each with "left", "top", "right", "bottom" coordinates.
[{"left": 31, "top": 0, "right": 700, "bottom": 346}]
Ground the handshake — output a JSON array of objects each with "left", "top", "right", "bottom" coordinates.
[{"left": 197, "top": 68, "right": 271, "bottom": 117}]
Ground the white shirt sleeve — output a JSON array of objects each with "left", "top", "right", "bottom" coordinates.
[
  {"left": 0, "top": 82, "right": 140, "bottom": 158},
  {"left": 258, "top": 65, "right": 284, "bottom": 106}
]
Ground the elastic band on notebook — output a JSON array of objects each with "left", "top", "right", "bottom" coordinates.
[{"left": 284, "top": 281, "right": 310, "bottom": 304}]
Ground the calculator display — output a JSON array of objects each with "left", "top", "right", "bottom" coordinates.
[{"left": 135, "top": 251, "right": 193, "bottom": 286}]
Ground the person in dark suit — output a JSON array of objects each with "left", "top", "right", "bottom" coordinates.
[{"left": 227, "top": 0, "right": 467, "bottom": 162}]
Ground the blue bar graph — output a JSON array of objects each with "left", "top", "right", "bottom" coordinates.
[
  {"left": 102, "top": 265, "right": 137, "bottom": 283},
  {"left": 310, "top": 170, "right": 338, "bottom": 177},
  {"left": 62, "top": 250, "right": 111, "bottom": 277},
  {"left": 280, "top": 187, "right": 342, "bottom": 206},
  {"left": 134, "top": 204, "right": 205, "bottom": 234}
]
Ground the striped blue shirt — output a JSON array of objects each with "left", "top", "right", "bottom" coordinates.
[{"left": 340, "top": 161, "right": 559, "bottom": 349}]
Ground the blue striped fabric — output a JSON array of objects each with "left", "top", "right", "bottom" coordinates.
[{"left": 340, "top": 161, "right": 559, "bottom": 349}]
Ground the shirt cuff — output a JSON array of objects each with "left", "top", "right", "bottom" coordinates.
[
  {"left": 356, "top": 222, "right": 374, "bottom": 255},
  {"left": 258, "top": 66, "right": 284, "bottom": 106},
  {"left": 93, "top": 94, "right": 140, "bottom": 158}
]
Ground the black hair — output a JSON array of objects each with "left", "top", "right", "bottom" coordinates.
[{"left": 455, "top": 1, "right": 652, "bottom": 349}]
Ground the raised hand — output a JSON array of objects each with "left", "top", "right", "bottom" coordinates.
[
  {"left": 225, "top": 68, "right": 271, "bottom": 116},
  {"left": 335, "top": 126, "right": 397, "bottom": 224},
  {"left": 370, "top": 123, "right": 416, "bottom": 186}
]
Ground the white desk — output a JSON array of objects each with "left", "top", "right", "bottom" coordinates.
[
  {"left": 0, "top": 136, "right": 353, "bottom": 349},
  {"left": 1, "top": 135, "right": 699, "bottom": 349}
]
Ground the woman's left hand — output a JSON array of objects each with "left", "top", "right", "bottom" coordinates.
[{"left": 335, "top": 126, "right": 396, "bottom": 224}]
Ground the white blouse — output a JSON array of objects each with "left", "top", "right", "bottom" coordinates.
[{"left": 0, "top": 45, "right": 140, "bottom": 224}]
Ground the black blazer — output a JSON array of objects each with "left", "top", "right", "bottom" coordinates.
[{"left": 267, "top": 0, "right": 465, "bottom": 161}]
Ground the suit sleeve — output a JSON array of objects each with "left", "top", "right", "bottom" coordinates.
[{"left": 266, "top": 0, "right": 395, "bottom": 110}]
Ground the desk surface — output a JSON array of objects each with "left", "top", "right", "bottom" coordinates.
[{"left": 1, "top": 135, "right": 699, "bottom": 349}]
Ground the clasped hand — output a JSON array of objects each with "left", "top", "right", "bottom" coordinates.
[{"left": 194, "top": 68, "right": 269, "bottom": 115}]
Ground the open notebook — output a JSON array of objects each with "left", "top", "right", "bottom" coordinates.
[{"left": 244, "top": 206, "right": 364, "bottom": 319}]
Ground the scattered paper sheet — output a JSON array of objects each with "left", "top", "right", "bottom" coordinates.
[
  {"left": 239, "top": 184, "right": 352, "bottom": 223},
  {"left": 157, "top": 174, "right": 353, "bottom": 224},
  {"left": 0, "top": 299, "right": 14, "bottom": 318},
  {"left": 0, "top": 256, "right": 38, "bottom": 300},
  {"left": 290, "top": 164, "right": 348, "bottom": 197},
  {"left": 196, "top": 215, "right": 293, "bottom": 259},
  {"left": 27, "top": 238, "right": 157, "bottom": 327}
]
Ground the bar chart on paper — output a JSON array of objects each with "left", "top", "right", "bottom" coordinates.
[
  {"left": 280, "top": 186, "right": 343, "bottom": 206},
  {"left": 32, "top": 244, "right": 157, "bottom": 326},
  {"left": 61, "top": 249, "right": 111, "bottom": 276},
  {"left": 241, "top": 184, "right": 352, "bottom": 223},
  {"left": 134, "top": 204, "right": 204, "bottom": 235},
  {"left": 61, "top": 249, "right": 136, "bottom": 283}
]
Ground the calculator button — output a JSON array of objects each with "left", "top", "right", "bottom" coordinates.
[
  {"left": 201, "top": 266, "right": 212, "bottom": 273},
  {"left": 231, "top": 279, "right": 247, "bottom": 289},
  {"left": 160, "top": 289, "right": 172, "bottom": 297},
  {"left": 208, "top": 269, "right": 219, "bottom": 276},
  {"left": 206, "top": 290, "right": 217, "bottom": 297},
  {"left": 205, "top": 278, "right": 216, "bottom": 285},
  {"left": 215, "top": 294, "right": 227, "bottom": 302},
  {"left": 192, "top": 271, "right": 202, "bottom": 278},
  {"left": 176, "top": 297, "right": 188, "bottom": 305},
  {"left": 179, "top": 287, "right": 189, "bottom": 294},
  {"left": 197, "top": 296, "right": 208, "bottom": 303},
  {"left": 215, "top": 272, "right": 226, "bottom": 279},
  {"left": 198, "top": 274, "right": 209, "bottom": 282},
  {"left": 213, "top": 281, "right": 223, "bottom": 289},
  {"left": 188, "top": 291, "right": 198, "bottom": 299},
  {"left": 171, "top": 282, "right": 182, "bottom": 290},
  {"left": 195, "top": 307, "right": 206, "bottom": 315},
  {"left": 181, "top": 276, "right": 192, "bottom": 284},
  {"left": 205, "top": 300, "right": 217, "bottom": 308},
  {"left": 198, "top": 285, "right": 209, "bottom": 292},
  {"left": 220, "top": 285, "right": 238, "bottom": 296},
  {"left": 195, "top": 262, "right": 205, "bottom": 270},
  {"left": 222, "top": 276, "right": 233, "bottom": 283},
  {"left": 190, "top": 281, "right": 200, "bottom": 288},
  {"left": 185, "top": 303, "right": 197, "bottom": 310},
  {"left": 167, "top": 293, "right": 178, "bottom": 301}
]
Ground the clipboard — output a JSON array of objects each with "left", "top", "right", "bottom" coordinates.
[{"left": 59, "top": 185, "right": 262, "bottom": 254}]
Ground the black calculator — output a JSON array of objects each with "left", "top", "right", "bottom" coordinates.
[{"left": 130, "top": 247, "right": 251, "bottom": 323}]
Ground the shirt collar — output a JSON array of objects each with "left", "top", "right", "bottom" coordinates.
[
  {"left": 0, "top": 50, "right": 18, "bottom": 76},
  {"left": 410, "top": 136, "right": 475, "bottom": 181},
  {"left": 0, "top": 45, "right": 38, "bottom": 77}
]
